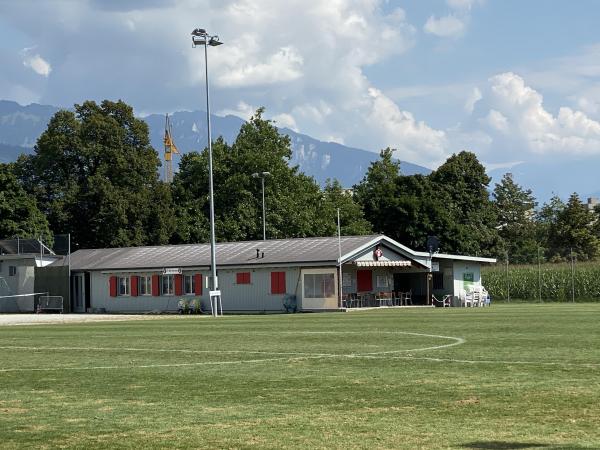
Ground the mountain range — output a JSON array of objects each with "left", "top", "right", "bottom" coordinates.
[{"left": 0, "top": 100, "right": 429, "bottom": 188}]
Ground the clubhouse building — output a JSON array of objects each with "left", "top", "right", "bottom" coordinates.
[{"left": 55, "top": 234, "right": 495, "bottom": 313}]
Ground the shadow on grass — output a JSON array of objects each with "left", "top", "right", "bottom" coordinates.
[{"left": 461, "top": 442, "right": 588, "bottom": 449}]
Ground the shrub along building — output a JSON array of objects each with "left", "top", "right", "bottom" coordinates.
[{"left": 60, "top": 235, "right": 495, "bottom": 313}]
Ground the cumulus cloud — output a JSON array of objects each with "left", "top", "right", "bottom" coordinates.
[
  {"left": 424, "top": 0, "right": 484, "bottom": 39},
  {"left": 366, "top": 87, "right": 448, "bottom": 166},
  {"left": 465, "top": 87, "right": 482, "bottom": 113},
  {"left": 22, "top": 51, "right": 52, "bottom": 77},
  {"left": 424, "top": 15, "right": 465, "bottom": 38},
  {"left": 476, "top": 72, "right": 600, "bottom": 155}
]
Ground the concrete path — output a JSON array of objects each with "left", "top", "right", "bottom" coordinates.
[{"left": 0, "top": 314, "right": 166, "bottom": 326}]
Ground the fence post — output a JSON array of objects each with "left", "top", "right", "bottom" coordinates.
[
  {"left": 505, "top": 252, "right": 510, "bottom": 302},
  {"left": 538, "top": 246, "right": 542, "bottom": 303},
  {"left": 570, "top": 248, "right": 575, "bottom": 303}
]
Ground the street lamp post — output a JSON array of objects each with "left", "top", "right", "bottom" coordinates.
[
  {"left": 192, "top": 28, "right": 223, "bottom": 317},
  {"left": 252, "top": 172, "right": 271, "bottom": 241}
]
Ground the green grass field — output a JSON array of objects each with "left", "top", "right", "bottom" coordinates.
[{"left": 1, "top": 305, "right": 599, "bottom": 449}]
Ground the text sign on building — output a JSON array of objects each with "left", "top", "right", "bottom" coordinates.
[
  {"left": 432, "top": 262, "right": 440, "bottom": 272},
  {"left": 162, "top": 268, "right": 182, "bottom": 275}
]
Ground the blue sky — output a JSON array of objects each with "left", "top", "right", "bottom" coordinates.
[{"left": 1, "top": 0, "right": 600, "bottom": 200}]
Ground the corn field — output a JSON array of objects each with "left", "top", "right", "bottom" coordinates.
[{"left": 482, "top": 261, "right": 600, "bottom": 302}]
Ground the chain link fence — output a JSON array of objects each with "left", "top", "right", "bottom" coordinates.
[{"left": 482, "top": 249, "right": 600, "bottom": 302}]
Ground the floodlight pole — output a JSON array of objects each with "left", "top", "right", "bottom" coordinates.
[
  {"left": 192, "top": 28, "right": 223, "bottom": 317},
  {"left": 252, "top": 172, "right": 271, "bottom": 241},
  {"left": 337, "top": 208, "right": 342, "bottom": 309}
]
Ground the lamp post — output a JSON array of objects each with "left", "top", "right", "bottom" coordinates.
[
  {"left": 252, "top": 171, "right": 271, "bottom": 241},
  {"left": 192, "top": 28, "right": 223, "bottom": 317}
]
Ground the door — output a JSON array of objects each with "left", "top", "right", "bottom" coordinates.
[
  {"left": 356, "top": 270, "right": 372, "bottom": 292},
  {"left": 71, "top": 273, "right": 86, "bottom": 313}
]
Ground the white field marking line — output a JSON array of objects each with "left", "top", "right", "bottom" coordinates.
[
  {"left": 0, "top": 331, "right": 464, "bottom": 372},
  {"left": 0, "top": 332, "right": 464, "bottom": 358},
  {"left": 361, "top": 355, "right": 600, "bottom": 368}
]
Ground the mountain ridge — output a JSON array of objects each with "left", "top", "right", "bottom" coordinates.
[{"left": 0, "top": 100, "right": 430, "bottom": 187}]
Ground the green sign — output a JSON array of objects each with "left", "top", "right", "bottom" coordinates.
[{"left": 463, "top": 273, "right": 474, "bottom": 282}]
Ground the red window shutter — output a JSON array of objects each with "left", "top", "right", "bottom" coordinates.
[
  {"left": 271, "top": 272, "right": 278, "bottom": 293},
  {"left": 151, "top": 274, "right": 160, "bottom": 296},
  {"left": 131, "top": 276, "right": 138, "bottom": 297},
  {"left": 174, "top": 274, "right": 183, "bottom": 296},
  {"left": 194, "top": 274, "right": 202, "bottom": 295},
  {"left": 271, "top": 272, "right": 285, "bottom": 294},
  {"left": 357, "top": 270, "right": 373, "bottom": 292},
  {"left": 109, "top": 276, "right": 117, "bottom": 297},
  {"left": 279, "top": 272, "right": 286, "bottom": 293},
  {"left": 237, "top": 272, "right": 251, "bottom": 284}
]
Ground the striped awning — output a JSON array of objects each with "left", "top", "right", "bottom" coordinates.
[{"left": 354, "top": 260, "right": 411, "bottom": 267}]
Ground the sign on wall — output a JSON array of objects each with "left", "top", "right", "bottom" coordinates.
[
  {"left": 432, "top": 262, "right": 440, "bottom": 272},
  {"left": 162, "top": 268, "right": 182, "bottom": 275}
]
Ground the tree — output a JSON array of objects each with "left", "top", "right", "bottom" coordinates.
[
  {"left": 321, "top": 179, "right": 372, "bottom": 236},
  {"left": 16, "top": 100, "right": 174, "bottom": 249},
  {"left": 547, "top": 193, "right": 599, "bottom": 260},
  {"left": 0, "top": 163, "right": 51, "bottom": 240},
  {"left": 430, "top": 151, "right": 500, "bottom": 256},
  {"left": 353, "top": 148, "right": 401, "bottom": 236},
  {"left": 172, "top": 108, "right": 336, "bottom": 242},
  {"left": 492, "top": 173, "right": 538, "bottom": 263}
]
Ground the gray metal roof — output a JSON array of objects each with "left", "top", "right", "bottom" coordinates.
[{"left": 64, "top": 235, "right": 381, "bottom": 271}]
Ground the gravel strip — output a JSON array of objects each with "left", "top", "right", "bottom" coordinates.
[{"left": 0, "top": 314, "right": 170, "bottom": 326}]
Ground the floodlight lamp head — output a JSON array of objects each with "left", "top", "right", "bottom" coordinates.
[
  {"left": 191, "top": 28, "right": 207, "bottom": 37},
  {"left": 208, "top": 36, "right": 223, "bottom": 46}
]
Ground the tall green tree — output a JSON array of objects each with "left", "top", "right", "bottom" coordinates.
[
  {"left": 0, "top": 163, "right": 51, "bottom": 240},
  {"left": 172, "top": 109, "right": 337, "bottom": 242},
  {"left": 321, "top": 179, "right": 372, "bottom": 236},
  {"left": 547, "top": 193, "right": 599, "bottom": 260},
  {"left": 16, "top": 100, "right": 174, "bottom": 249},
  {"left": 430, "top": 151, "right": 500, "bottom": 256},
  {"left": 492, "top": 173, "right": 538, "bottom": 263},
  {"left": 353, "top": 148, "right": 401, "bottom": 236}
]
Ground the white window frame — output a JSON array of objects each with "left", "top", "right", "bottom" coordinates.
[
  {"left": 161, "top": 274, "right": 174, "bottom": 296},
  {"left": 300, "top": 268, "right": 338, "bottom": 310},
  {"left": 118, "top": 276, "right": 130, "bottom": 296},
  {"left": 184, "top": 274, "right": 196, "bottom": 295},
  {"left": 139, "top": 275, "right": 152, "bottom": 296}
]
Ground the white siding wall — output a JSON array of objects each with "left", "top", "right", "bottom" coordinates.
[
  {"left": 452, "top": 261, "right": 482, "bottom": 296},
  {"left": 88, "top": 267, "right": 302, "bottom": 313}
]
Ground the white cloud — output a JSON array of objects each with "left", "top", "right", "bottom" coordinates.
[
  {"left": 423, "top": 15, "right": 465, "bottom": 38},
  {"left": 217, "top": 46, "right": 304, "bottom": 88},
  {"left": 22, "top": 52, "right": 52, "bottom": 77},
  {"left": 478, "top": 72, "right": 600, "bottom": 155},
  {"left": 366, "top": 87, "right": 448, "bottom": 166},
  {"left": 218, "top": 101, "right": 256, "bottom": 121},
  {"left": 447, "top": 0, "right": 484, "bottom": 10},
  {"left": 483, "top": 109, "right": 509, "bottom": 132},
  {"left": 465, "top": 87, "right": 482, "bottom": 113},
  {"left": 271, "top": 112, "right": 298, "bottom": 131}
]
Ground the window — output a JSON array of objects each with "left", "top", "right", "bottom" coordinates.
[
  {"left": 161, "top": 274, "right": 174, "bottom": 295},
  {"left": 236, "top": 272, "right": 251, "bottom": 284},
  {"left": 270, "top": 272, "right": 286, "bottom": 294},
  {"left": 433, "top": 272, "right": 444, "bottom": 290},
  {"left": 9, "top": 266, "right": 17, "bottom": 276},
  {"left": 118, "top": 276, "right": 129, "bottom": 296},
  {"left": 139, "top": 275, "right": 152, "bottom": 296},
  {"left": 303, "top": 273, "right": 335, "bottom": 299},
  {"left": 184, "top": 275, "right": 196, "bottom": 295}
]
